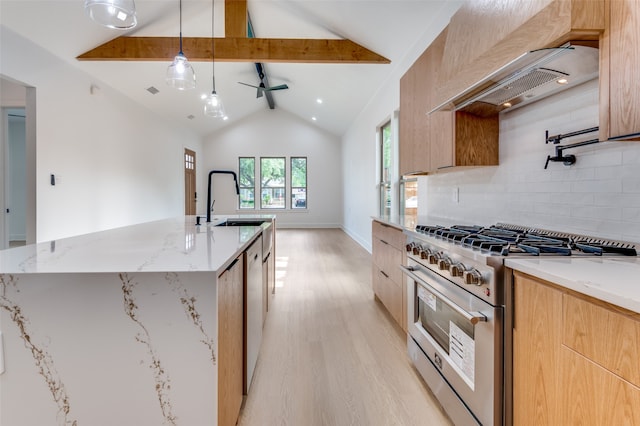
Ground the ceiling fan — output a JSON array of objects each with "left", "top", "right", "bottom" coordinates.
[
  {"left": 238, "top": 81, "right": 289, "bottom": 98},
  {"left": 238, "top": 63, "right": 289, "bottom": 98}
]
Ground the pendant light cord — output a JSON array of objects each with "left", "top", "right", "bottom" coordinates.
[
  {"left": 179, "top": 0, "right": 184, "bottom": 54},
  {"left": 211, "top": 0, "right": 216, "bottom": 93}
]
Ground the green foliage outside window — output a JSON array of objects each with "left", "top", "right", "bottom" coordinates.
[{"left": 239, "top": 157, "right": 255, "bottom": 209}]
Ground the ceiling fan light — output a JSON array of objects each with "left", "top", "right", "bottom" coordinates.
[
  {"left": 166, "top": 53, "right": 196, "bottom": 90},
  {"left": 84, "top": 0, "right": 137, "bottom": 29},
  {"left": 204, "top": 91, "right": 226, "bottom": 117}
]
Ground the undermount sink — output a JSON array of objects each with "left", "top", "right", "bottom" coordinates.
[
  {"left": 215, "top": 219, "right": 268, "bottom": 227},
  {"left": 215, "top": 218, "right": 273, "bottom": 261}
]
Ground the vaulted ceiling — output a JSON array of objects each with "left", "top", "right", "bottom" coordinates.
[{"left": 0, "top": 0, "right": 455, "bottom": 137}]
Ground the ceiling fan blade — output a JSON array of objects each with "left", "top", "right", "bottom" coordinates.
[
  {"left": 238, "top": 82, "right": 260, "bottom": 89},
  {"left": 264, "top": 84, "right": 289, "bottom": 91}
]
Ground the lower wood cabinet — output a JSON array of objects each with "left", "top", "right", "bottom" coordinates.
[
  {"left": 371, "top": 220, "right": 407, "bottom": 331},
  {"left": 218, "top": 256, "right": 244, "bottom": 426},
  {"left": 513, "top": 271, "right": 640, "bottom": 425}
]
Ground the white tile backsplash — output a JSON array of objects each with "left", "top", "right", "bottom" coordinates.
[{"left": 421, "top": 78, "right": 640, "bottom": 242}]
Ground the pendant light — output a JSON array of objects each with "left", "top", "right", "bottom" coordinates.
[
  {"left": 85, "top": 0, "right": 137, "bottom": 29},
  {"left": 166, "top": 0, "right": 196, "bottom": 90},
  {"left": 204, "top": 0, "right": 225, "bottom": 117}
]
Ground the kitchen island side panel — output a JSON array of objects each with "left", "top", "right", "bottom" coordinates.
[{"left": 0, "top": 271, "right": 218, "bottom": 426}]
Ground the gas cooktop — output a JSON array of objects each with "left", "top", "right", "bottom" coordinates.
[{"left": 413, "top": 223, "right": 638, "bottom": 257}]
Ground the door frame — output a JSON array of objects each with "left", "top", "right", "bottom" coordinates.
[{"left": 184, "top": 148, "right": 197, "bottom": 215}]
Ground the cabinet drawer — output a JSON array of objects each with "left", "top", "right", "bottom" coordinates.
[
  {"left": 372, "top": 220, "right": 405, "bottom": 251},
  {"left": 372, "top": 237, "right": 403, "bottom": 285},
  {"left": 562, "top": 346, "right": 640, "bottom": 425},
  {"left": 563, "top": 293, "right": 640, "bottom": 387},
  {"left": 372, "top": 265, "right": 403, "bottom": 327}
]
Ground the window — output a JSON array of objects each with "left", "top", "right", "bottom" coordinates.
[
  {"left": 291, "top": 157, "right": 307, "bottom": 209},
  {"left": 239, "top": 157, "right": 255, "bottom": 209},
  {"left": 379, "top": 120, "right": 392, "bottom": 216},
  {"left": 260, "top": 157, "right": 285, "bottom": 209}
]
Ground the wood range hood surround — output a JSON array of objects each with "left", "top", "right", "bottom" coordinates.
[
  {"left": 76, "top": 0, "right": 390, "bottom": 64},
  {"left": 432, "top": 0, "right": 606, "bottom": 113},
  {"left": 399, "top": 0, "right": 607, "bottom": 176}
]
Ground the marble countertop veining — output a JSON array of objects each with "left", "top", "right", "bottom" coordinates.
[
  {"left": 505, "top": 257, "right": 640, "bottom": 315},
  {"left": 0, "top": 215, "right": 272, "bottom": 274}
]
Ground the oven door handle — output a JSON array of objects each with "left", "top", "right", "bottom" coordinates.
[{"left": 399, "top": 265, "right": 487, "bottom": 325}]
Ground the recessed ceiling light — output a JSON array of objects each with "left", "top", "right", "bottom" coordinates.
[
  {"left": 223, "top": 116, "right": 229, "bottom": 121},
  {"left": 316, "top": 98, "right": 323, "bottom": 104},
  {"left": 312, "top": 116, "right": 317, "bottom": 121},
  {"left": 557, "top": 78, "right": 569, "bottom": 85},
  {"left": 503, "top": 102, "right": 512, "bottom": 108}
]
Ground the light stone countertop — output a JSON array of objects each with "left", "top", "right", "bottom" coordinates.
[
  {"left": 0, "top": 215, "right": 273, "bottom": 274},
  {"left": 505, "top": 256, "right": 640, "bottom": 315}
]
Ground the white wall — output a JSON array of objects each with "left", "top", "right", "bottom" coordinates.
[
  {"left": 1, "top": 26, "right": 203, "bottom": 242},
  {"left": 341, "top": 2, "right": 463, "bottom": 251},
  {"left": 421, "top": 78, "right": 640, "bottom": 243},
  {"left": 202, "top": 108, "right": 342, "bottom": 228}
]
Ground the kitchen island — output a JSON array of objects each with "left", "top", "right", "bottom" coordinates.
[{"left": 0, "top": 215, "right": 272, "bottom": 426}]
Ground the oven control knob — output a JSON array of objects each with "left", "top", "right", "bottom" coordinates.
[
  {"left": 449, "top": 263, "right": 465, "bottom": 277},
  {"left": 412, "top": 245, "right": 421, "bottom": 255},
  {"left": 419, "top": 248, "right": 430, "bottom": 259},
  {"left": 406, "top": 243, "right": 414, "bottom": 252},
  {"left": 437, "top": 257, "right": 451, "bottom": 271},
  {"left": 463, "top": 269, "right": 483, "bottom": 285},
  {"left": 428, "top": 252, "right": 441, "bottom": 265}
]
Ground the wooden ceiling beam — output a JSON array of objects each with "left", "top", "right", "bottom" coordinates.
[
  {"left": 225, "top": 0, "right": 247, "bottom": 38},
  {"left": 76, "top": 37, "right": 390, "bottom": 64}
]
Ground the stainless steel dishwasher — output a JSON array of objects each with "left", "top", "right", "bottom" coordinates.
[{"left": 244, "top": 235, "right": 263, "bottom": 394}]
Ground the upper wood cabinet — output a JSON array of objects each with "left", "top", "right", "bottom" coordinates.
[
  {"left": 399, "top": 28, "right": 499, "bottom": 175},
  {"left": 399, "top": 35, "right": 432, "bottom": 175},
  {"left": 435, "top": 0, "right": 605, "bottom": 110},
  {"left": 599, "top": 0, "right": 640, "bottom": 141}
]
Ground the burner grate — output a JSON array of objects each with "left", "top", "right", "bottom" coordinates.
[{"left": 413, "top": 223, "right": 639, "bottom": 257}]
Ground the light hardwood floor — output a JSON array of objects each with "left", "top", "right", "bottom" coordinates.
[{"left": 237, "top": 228, "right": 453, "bottom": 426}]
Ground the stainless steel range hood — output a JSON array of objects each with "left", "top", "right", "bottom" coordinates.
[{"left": 429, "top": 44, "right": 599, "bottom": 117}]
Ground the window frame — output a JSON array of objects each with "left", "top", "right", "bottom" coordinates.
[
  {"left": 238, "top": 157, "right": 256, "bottom": 210},
  {"left": 290, "top": 157, "right": 307, "bottom": 210},
  {"left": 379, "top": 120, "right": 392, "bottom": 216},
  {"left": 260, "top": 157, "right": 286, "bottom": 210}
]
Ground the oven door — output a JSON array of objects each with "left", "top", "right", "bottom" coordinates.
[{"left": 401, "top": 261, "right": 503, "bottom": 426}]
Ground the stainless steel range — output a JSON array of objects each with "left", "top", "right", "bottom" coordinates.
[{"left": 400, "top": 223, "right": 638, "bottom": 426}]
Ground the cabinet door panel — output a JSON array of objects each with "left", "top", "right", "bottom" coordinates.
[
  {"left": 607, "top": 0, "right": 640, "bottom": 139},
  {"left": 513, "top": 273, "right": 563, "bottom": 425},
  {"left": 218, "top": 258, "right": 244, "bottom": 426},
  {"left": 373, "top": 266, "right": 403, "bottom": 327},
  {"left": 563, "top": 293, "right": 640, "bottom": 387},
  {"left": 372, "top": 221, "right": 405, "bottom": 250},
  {"left": 562, "top": 346, "right": 640, "bottom": 425}
]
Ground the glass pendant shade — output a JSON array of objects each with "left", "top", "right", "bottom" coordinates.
[
  {"left": 166, "top": 53, "right": 196, "bottom": 90},
  {"left": 84, "top": 0, "right": 137, "bottom": 29},
  {"left": 204, "top": 91, "right": 225, "bottom": 117}
]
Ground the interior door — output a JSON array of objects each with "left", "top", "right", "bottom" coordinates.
[{"left": 184, "top": 148, "right": 196, "bottom": 215}]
